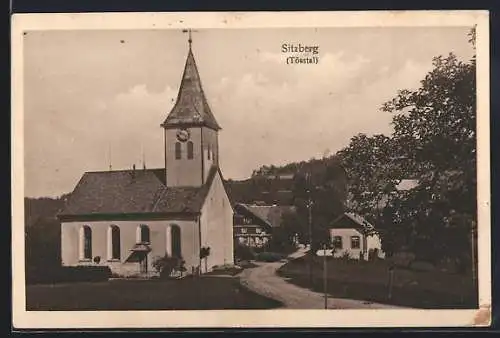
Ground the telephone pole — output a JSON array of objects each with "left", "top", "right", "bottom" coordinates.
[
  {"left": 306, "top": 173, "right": 314, "bottom": 287},
  {"left": 323, "top": 243, "right": 328, "bottom": 309}
]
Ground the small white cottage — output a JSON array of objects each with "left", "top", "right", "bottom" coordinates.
[{"left": 327, "top": 212, "right": 385, "bottom": 260}]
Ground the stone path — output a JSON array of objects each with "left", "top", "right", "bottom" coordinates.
[{"left": 239, "top": 248, "right": 410, "bottom": 309}]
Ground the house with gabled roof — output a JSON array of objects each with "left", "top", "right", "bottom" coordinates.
[
  {"left": 57, "top": 36, "right": 234, "bottom": 277},
  {"left": 233, "top": 203, "right": 296, "bottom": 248},
  {"left": 328, "top": 212, "right": 385, "bottom": 260}
]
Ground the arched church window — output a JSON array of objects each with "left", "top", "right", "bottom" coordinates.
[
  {"left": 81, "top": 225, "right": 92, "bottom": 260},
  {"left": 108, "top": 225, "right": 121, "bottom": 260},
  {"left": 175, "top": 142, "right": 182, "bottom": 160},
  {"left": 138, "top": 224, "right": 150, "bottom": 243},
  {"left": 187, "top": 141, "right": 194, "bottom": 159},
  {"left": 171, "top": 225, "right": 182, "bottom": 258}
]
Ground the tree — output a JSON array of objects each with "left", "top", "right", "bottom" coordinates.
[
  {"left": 337, "top": 29, "right": 476, "bottom": 268},
  {"left": 337, "top": 134, "right": 412, "bottom": 222},
  {"left": 200, "top": 246, "right": 211, "bottom": 273}
]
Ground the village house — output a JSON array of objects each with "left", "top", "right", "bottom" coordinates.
[
  {"left": 327, "top": 212, "right": 385, "bottom": 260},
  {"left": 233, "top": 203, "right": 296, "bottom": 248},
  {"left": 57, "top": 37, "right": 234, "bottom": 277},
  {"left": 327, "top": 178, "right": 420, "bottom": 259}
]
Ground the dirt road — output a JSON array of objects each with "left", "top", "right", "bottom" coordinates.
[{"left": 239, "top": 249, "right": 409, "bottom": 309}]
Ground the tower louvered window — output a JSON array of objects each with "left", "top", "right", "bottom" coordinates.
[
  {"left": 175, "top": 142, "right": 182, "bottom": 160},
  {"left": 187, "top": 141, "right": 194, "bottom": 159}
]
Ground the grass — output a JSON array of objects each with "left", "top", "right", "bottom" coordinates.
[
  {"left": 278, "top": 256, "right": 478, "bottom": 309},
  {"left": 26, "top": 276, "right": 283, "bottom": 311}
]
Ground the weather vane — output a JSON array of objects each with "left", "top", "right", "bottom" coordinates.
[{"left": 182, "top": 28, "right": 198, "bottom": 47}]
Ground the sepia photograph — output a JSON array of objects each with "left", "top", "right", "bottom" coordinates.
[{"left": 12, "top": 11, "right": 491, "bottom": 328}]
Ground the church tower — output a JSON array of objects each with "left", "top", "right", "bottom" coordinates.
[{"left": 161, "top": 34, "right": 221, "bottom": 187}]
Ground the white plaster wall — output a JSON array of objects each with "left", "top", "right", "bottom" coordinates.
[
  {"left": 329, "top": 228, "right": 385, "bottom": 260},
  {"left": 61, "top": 218, "right": 199, "bottom": 276},
  {"left": 329, "top": 228, "right": 365, "bottom": 259},
  {"left": 199, "top": 171, "right": 234, "bottom": 272}
]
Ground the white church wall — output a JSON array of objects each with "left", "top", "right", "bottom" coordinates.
[
  {"left": 201, "top": 127, "right": 218, "bottom": 180},
  {"left": 199, "top": 171, "right": 234, "bottom": 273},
  {"left": 61, "top": 219, "right": 199, "bottom": 276}
]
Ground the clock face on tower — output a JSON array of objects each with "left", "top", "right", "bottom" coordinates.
[{"left": 176, "top": 129, "right": 190, "bottom": 142}]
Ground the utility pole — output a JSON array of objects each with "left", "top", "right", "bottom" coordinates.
[
  {"left": 306, "top": 173, "right": 314, "bottom": 287},
  {"left": 323, "top": 243, "right": 328, "bottom": 309}
]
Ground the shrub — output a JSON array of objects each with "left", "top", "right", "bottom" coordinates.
[
  {"left": 234, "top": 244, "right": 255, "bottom": 261},
  {"left": 255, "top": 252, "right": 287, "bottom": 262},
  {"left": 152, "top": 254, "right": 185, "bottom": 279},
  {"left": 211, "top": 264, "right": 243, "bottom": 276},
  {"left": 339, "top": 251, "right": 352, "bottom": 261},
  {"left": 389, "top": 250, "right": 416, "bottom": 267},
  {"left": 358, "top": 251, "right": 365, "bottom": 261},
  {"left": 200, "top": 247, "right": 211, "bottom": 273},
  {"left": 26, "top": 265, "right": 112, "bottom": 285},
  {"left": 410, "top": 260, "right": 436, "bottom": 272},
  {"left": 368, "top": 248, "right": 384, "bottom": 262}
]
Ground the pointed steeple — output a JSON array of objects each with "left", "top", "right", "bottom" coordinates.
[{"left": 161, "top": 38, "right": 221, "bottom": 131}]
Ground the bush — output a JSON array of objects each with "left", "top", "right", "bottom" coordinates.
[
  {"left": 234, "top": 244, "right": 255, "bottom": 261},
  {"left": 152, "top": 254, "right": 185, "bottom": 279},
  {"left": 26, "top": 265, "right": 112, "bottom": 285},
  {"left": 410, "top": 260, "right": 436, "bottom": 272},
  {"left": 389, "top": 251, "right": 416, "bottom": 267},
  {"left": 255, "top": 252, "right": 287, "bottom": 262},
  {"left": 340, "top": 251, "right": 352, "bottom": 260},
  {"left": 210, "top": 264, "right": 243, "bottom": 276},
  {"left": 358, "top": 251, "right": 365, "bottom": 261},
  {"left": 368, "top": 248, "right": 384, "bottom": 262}
]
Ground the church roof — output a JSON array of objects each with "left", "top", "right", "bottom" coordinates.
[
  {"left": 58, "top": 166, "right": 218, "bottom": 220},
  {"left": 161, "top": 46, "right": 221, "bottom": 131}
]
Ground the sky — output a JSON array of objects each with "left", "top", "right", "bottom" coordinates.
[{"left": 23, "top": 27, "right": 475, "bottom": 198}]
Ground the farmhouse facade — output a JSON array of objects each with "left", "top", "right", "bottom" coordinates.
[
  {"left": 58, "top": 39, "right": 234, "bottom": 277},
  {"left": 233, "top": 203, "right": 296, "bottom": 248}
]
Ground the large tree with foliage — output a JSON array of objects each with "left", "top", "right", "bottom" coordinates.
[
  {"left": 381, "top": 50, "right": 476, "bottom": 265},
  {"left": 338, "top": 29, "right": 476, "bottom": 270}
]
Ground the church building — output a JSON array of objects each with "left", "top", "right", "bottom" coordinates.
[{"left": 57, "top": 35, "right": 234, "bottom": 277}]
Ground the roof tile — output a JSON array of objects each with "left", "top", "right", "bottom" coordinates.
[{"left": 58, "top": 166, "right": 218, "bottom": 217}]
